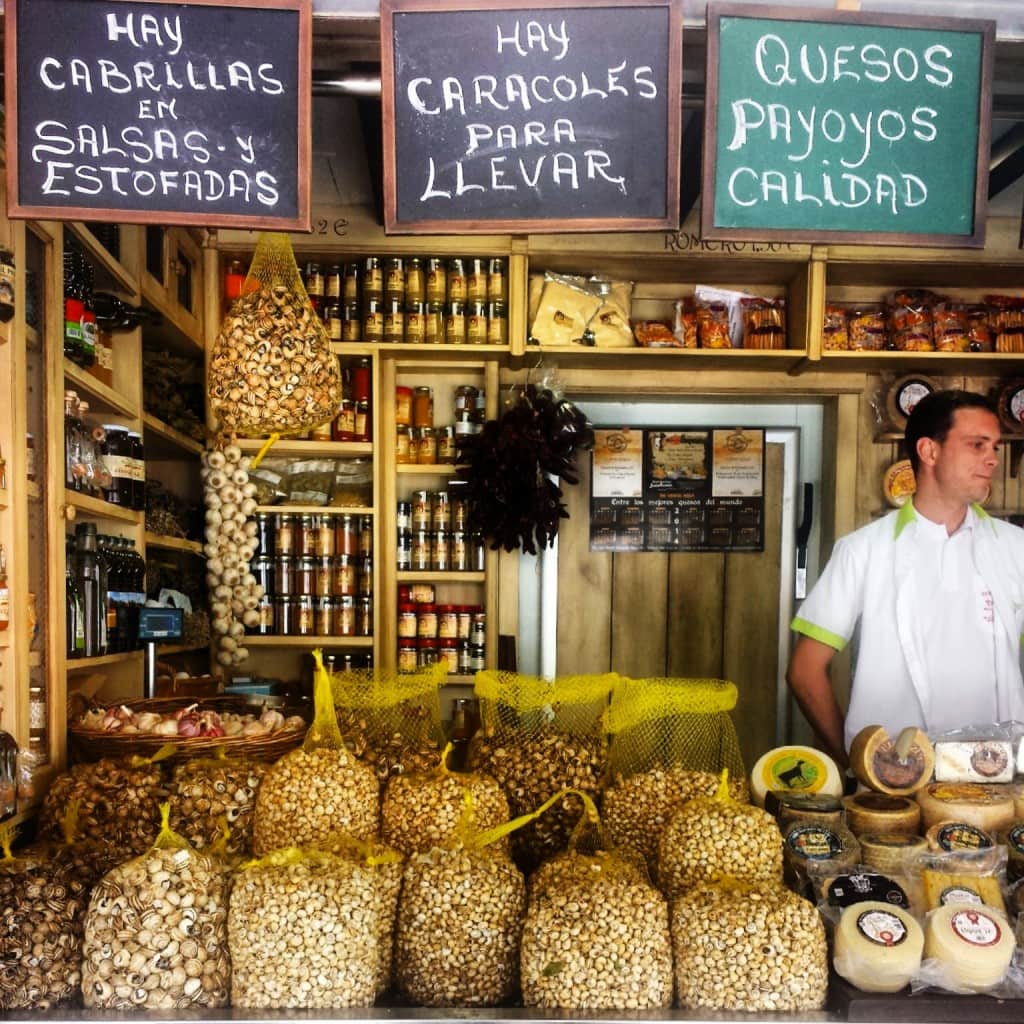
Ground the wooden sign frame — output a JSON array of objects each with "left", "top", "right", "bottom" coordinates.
[
  {"left": 702, "top": 3, "right": 995, "bottom": 248},
  {"left": 5, "top": 0, "right": 312, "bottom": 230},
  {"left": 380, "top": 0, "right": 683, "bottom": 235}
]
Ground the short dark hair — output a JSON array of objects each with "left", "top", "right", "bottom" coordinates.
[{"left": 905, "top": 389, "right": 998, "bottom": 474}]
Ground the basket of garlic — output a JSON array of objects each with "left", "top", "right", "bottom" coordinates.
[{"left": 69, "top": 697, "right": 307, "bottom": 762}]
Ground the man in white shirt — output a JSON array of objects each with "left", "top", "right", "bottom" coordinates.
[{"left": 787, "top": 389, "right": 1024, "bottom": 768}]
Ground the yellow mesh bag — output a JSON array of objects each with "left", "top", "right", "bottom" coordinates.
[
  {"left": 209, "top": 232, "right": 342, "bottom": 438},
  {"left": 602, "top": 677, "right": 747, "bottom": 873},
  {"left": 468, "top": 670, "right": 617, "bottom": 871},
  {"left": 324, "top": 659, "right": 447, "bottom": 780}
]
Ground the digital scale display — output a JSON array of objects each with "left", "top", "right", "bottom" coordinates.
[{"left": 137, "top": 607, "right": 184, "bottom": 642}]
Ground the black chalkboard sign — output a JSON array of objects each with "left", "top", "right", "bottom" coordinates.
[
  {"left": 5, "top": 0, "right": 311, "bottom": 230},
  {"left": 702, "top": 4, "right": 994, "bottom": 248},
  {"left": 380, "top": 0, "right": 682, "bottom": 234}
]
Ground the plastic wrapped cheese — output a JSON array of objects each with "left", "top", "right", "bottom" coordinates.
[
  {"left": 749, "top": 746, "right": 843, "bottom": 807},
  {"left": 934, "top": 740, "right": 1014, "bottom": 784},
  {"left": 833, "top": 901, "right": 924, "bottom": 993},
  {"left": 923, "top": 905, "right": 1015, "bottom": 992},
  {"left": 849, "top": 726, "right": 934, "bottom": 796}
]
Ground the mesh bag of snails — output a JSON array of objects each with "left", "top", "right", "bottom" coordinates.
[
  {"left": 381, "top": 741, "right": 511, "bottom": 856},
  {"left": 0, "top": 807, "right": 124, "bottom": 1011},
  {"left": 229, "top": 842, "right": 395, "bottom": 1008},
  {"left": 38, "top": 752, "right": 172, "bottom": 857},
  {"left": 394, "top": 790, "right": 537, "bottom": 1007},
  {"left": 81, "top": 804, "right": 231, "bottom": 1010},
  {"left": 602, "top": 676, "right": 747, "bottom": 875},
  {"left": 169, "top": 751, "right": 269, "bottom": 857},
  {"left": 209, "top": 231, "right": 342, "bottom": 439},
  {"left": 252, "top": 651, "right": 379, "bottom": 855},
  {"left": 329, "top": 659, "right": 448, "bottom": 781},
  {"left": 321, "top": 833, "right": 406, "bottom": 998},
  {"left": 466, "top": 669, "right": 618, "bottom": 872},
  {"left": 657, "top": 768, "right": 783, "bottom": 900},
  {"left": 520, "top": 792, "right": 674, "bottom": 1011},
  {"left": 671, "top": 878, "right": 829, "bottom": 1013}
]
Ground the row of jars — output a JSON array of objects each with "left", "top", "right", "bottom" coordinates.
[
  {"left": 255, "top": 513, "right": 373, "bottom": 559},
  {"left": 251, "top": 594, "right": 372, "bottom": 638},
  {"left": 252, "top": 553, "right": 374, "bottom": 600},
  {"left": 327, "top": 297, "right": 508, "bottom": 346},
  {"left": 302, "top": 257, "right": 508, "bottom": 307},
  {"left": 397, "top": 383, "right": 483, "bottom": 430},
  {"left": 398, "top": 531, "right": 484, "bottom": 573},
  {"left": 398, "top": 637, "right": 486, "bottom": 675},
  {"left": 401, "top": 490, "right": 470, "bottom": 534},
  {"left": 398, "top": 604, "right": 485, "bottom": 644}
]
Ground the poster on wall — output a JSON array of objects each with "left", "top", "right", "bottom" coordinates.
[{"left": 590, "top": 427, "right": 765, "bottom": 552}]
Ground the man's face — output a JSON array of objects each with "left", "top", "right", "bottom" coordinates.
[{"left": 929, "top": 407, "right": 1002, "bottom": 505}]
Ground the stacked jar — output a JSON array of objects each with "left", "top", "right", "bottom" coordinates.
[
  {"left": 396, "top": 488, "right": 484, "bottom": 573},
  {"left": 304, "top": 356, "right": 372, "bottom": 444},
  {"left": 395, "top": 381, "right": 484, "bottom": 467},
  {"left": 304, "top": 256, "right": 508, "bottom": 346},
  {"left": 397, "top": 583, "right": 485, "bottom": 675},
  {"left": 248, "top": 512, "right": 373, "bottom": 638}
]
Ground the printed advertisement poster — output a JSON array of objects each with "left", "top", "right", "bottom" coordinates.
[{"left": 590, "top": 426, "right": 765, "bottom": 552}]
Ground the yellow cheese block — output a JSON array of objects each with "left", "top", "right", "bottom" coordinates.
[
  {"left": 923, "top": 905, "right": 1014, "bottom": 991},
  {"left": 749, "top": 746, "right": 844, "bottom": 808},
  {"left": 833, "top": 901, "right": 924, "bottom": 993},
  {"left": 916, "top": 783, "right": 1016, "bottom": 835},
  {"left": 922, "top": 869, "right": 1006, "bottom": 916},
  {"left": 843, "top": 793, "right": 921, "bottom": 837},
  {"left": 849, "top": 725, "right": 934, "bottom": 796}
]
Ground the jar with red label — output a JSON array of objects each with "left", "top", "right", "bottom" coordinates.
[
  {"left": 363, "top": 257, "right": 383, "bottom": 301},
  {"left": 417, "top": 604, "right": 438, "bottom": 639},
  {"left": 436, "top": 425, "right": 457, "bottom": 464},
  {"left": 437, "top": 605, "right": 458, "bottom": 639},
  {"left": 431, "top": 533, "right": 450, "bottom": 572},
  {"left": 333, "top": 398, "right": 356, "bottom": 441},
  {"left": 384, "top": 257, "right": 404, "bottom": 300},
  {"left": 414, "top": 427, "right": 437, "bottom": 465},
  {"left": 411, "top": 491, "right": 432, "bottom": 531},
  {"left": 334, "top": 595, "right": 356, "bottom": 636},
  {"left": 451, "top": 532, "right": 469, "bottom": 571},
  {"left": 405, "top": 301, "right": 425, "bottom": 343},
  {"left": 447, "top": 258, "right": 467, "bottom": 302},
  {"left": 466, "top": 301, "right": 488, "bottom": 345},
  {"left": 398, "top": 603, "right": 418, "bottom": 638},
  {"left": 439, "top": 638, "right": 459, "bottom": 674},
  {"left": 398, "top": 639, "right": 419, "bottom": 673},
  {"left": 297, "top": 515, "right": 318, "bottom": 557},
  {"left": 446, "top": 302, "right": 466, "bottom": 345},
  {"left": 431, "top": 492, "right": 451, "bottom": 531},
  {"left": 395, "top": 386, "right": 413, "bottom": 426},
  {"left": 383, "top": 298, "right": 404, "bottom": 344},
  {"left": 426, "top": 259, "right": 447, "bottom": 303},
  {"left": 466, "top": 258, "right": 487, "bottom": 302}
]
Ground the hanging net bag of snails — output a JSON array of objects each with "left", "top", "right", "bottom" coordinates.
[
  {"left": 209, "top": 232, "right": 342, "bottom": 439},
  {"left": 601, "top": 677, "right": 747, "bottom": 875}
]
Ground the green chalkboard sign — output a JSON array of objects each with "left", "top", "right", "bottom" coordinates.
[{"left": 702, "top": 4, "right": 995, "bottom": 247}]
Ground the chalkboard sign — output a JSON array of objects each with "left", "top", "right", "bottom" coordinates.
[
  {"left": 5, "top": 0, "right": 311, "bottom": 230},
  {"left": 380, "top": 0, "right": 682, "bottom": 234},
  {"left": 702, "top": 4, "right": 994, "bottom": 247}
]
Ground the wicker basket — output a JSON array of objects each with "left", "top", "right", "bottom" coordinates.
[{"left": 68, "top": 697, "right": 307, "bottom": 764}]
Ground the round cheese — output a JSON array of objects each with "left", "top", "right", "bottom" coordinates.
[
  {"left": 883, "top": 460, "right": 916, "bottom": 508},
  {"left": 749, "top": 746, "right": 844, "bottom": 808},
  {"left": 767, "top": 791, "right": 845, "bottom": 831},
  {"left": 1006, "top": 823, "right": 1024, "bottom": 885},
  {"left": 859, "top": 833, "right": 927, "bottom": 875},
  {"left": 783, "top": 822, "right": 860, "bottom": 896},
  {"left": 923, "top": 905, "right": 1014, "bottom": 991},
  {"left": 849, "top": 726, "right": 934, "bottom": 796},
  {"left": 925, "top": 821, "right": 995, "bottom": 854},
  {"left": 843, "top": 793, "right": 921, "bottom": 837},
  {"left": 916, "top": 783, "right": 1016, "bottom": 835},
  {"left": 833, "top": 901, "right": 924, "bottom": 993},
  {"left": 887, "top": 374, "right": 939, "bottom": 428}
]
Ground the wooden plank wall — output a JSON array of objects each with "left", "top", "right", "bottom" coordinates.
[{"left": 557, "top": 444, "right": 784, "bottom": 765}]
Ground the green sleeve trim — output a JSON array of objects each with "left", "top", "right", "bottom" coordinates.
[{"left": 791, "top": 617, "right": 848, "bottom": 652}]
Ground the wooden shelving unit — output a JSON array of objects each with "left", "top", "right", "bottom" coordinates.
[
  {"left": 144, "top": 531, "right": 203, "bottom": 555},
  {"left": 397, "top": 571, "right": 486, "bottom": 584},
  {"left": 243, "top": 635, "right": 373, "bottom": 648},
  {"left": 62, "top": 359, "right": 140, "bottom": 419},
  {"left": 142, "top": 413, "right": 204, "bottom": 458},
  {"left": 237, "top": 438, "right": 372, "bottom": 458},
  {"left": 66, "top": 650, "right": 144, "bottom": 671},
  {"left": 254, "top": 505, "right": 374, "bottom": 517},
  {"left": 64, "top": 490, "right": 143, "bottom": 525}
]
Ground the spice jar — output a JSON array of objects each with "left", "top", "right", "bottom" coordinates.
[
  {"left": 315, "top": 557, "right": 334, "bottom": 597},
  {"left": 336, "top": 514, "right": 358, "bottom": 556},
  {"left": 436, "top": 425, "right": 457, "bottom": 464},
  {"left": 431, "top": 533, "right": 450, "bottom": 571},
  {"left": 438, "top": 604, "right": 458, "bottom": 639},
  {"left": 466, "top": 302, "right": 487, "bottom": 345},
  {"left": 425, "top": 303, "right": 445, "bottom": 344},
  {"left": 396, "top": 424, "right": 413, "bottom": 464},
  {"left": 451, "top": 531, "right": 469, "bottom": 571},
  {"left": 326, "top": 265, "right": 343, "bottom": 301},
  {"left": 466, "top": 258, "right": 487, "bottom": 302},
  {"left": 439, "top": 638, "right": 459, "bottom": 675},
  {"left": 396, "top": 532, "right": 412, "bottom": 570},
  {"left": 447, "top": 258, "right": 467, "bottom": 302},
  {"left": 25, "top": 434, "right": 36, "bottom": 483},
  {"left": 315, "top": 517, "right": 335, "bottom": 557},
  {"left": 357, "top": 596, "right": 373, "bottom": 636},
  {"left": 334, "top": 595, "right": 355, "bottom": 636},
  {"left": 297, "top": 515, "right": 317, "bottom": 557},
  {"left": 363, "top": 298, "right": 384, "bottom": 343},
  {"left": 343, "top": 263, "right": 361, "bottom": 303},
  {"left": 255, "top": 595, "right": 275, "bottom": 636},
  {"left": 398, "top": 603, "right": 418, "bottom": 638},
  {"left": 295, "top": 555, "right": 316, "bottom": 595},
  {"left": 252, "top": 555, "right": 274, "bottom": 595},
  {"left": 341, "top": 302, "right": 361, "bottom": 343},
  {"left": 275, "top": 514, "right": 296, "bottom": 555},
  {"left": 414, "top": 426, "right": 437, "bottom": 465},
  {"left": 358, "top": 556, "right": 374, "bottom": 596},
  {"left": 273, "top": 557, "right": 295, "bottom": 596},
  {"left": 405, "top": 300, "right": 426, "bottom": 343},
  {"left": 396, "top": 501, "right": 413, "bottom": 533},
  {"left": 316, "top": 597, "right": 334, "bottom": 636},
  {"left": 411, "top": 531, "right": 431, "bottom": 571},
  {"left": 418, "top": 638, "right": 440, "bottom": 668},
  {"left": 255, "top": 513, "right": 274, "bottom": 556},
  {"left": 405, "top": 257, "right": 425, "bottom": 302},
  {"left": 412, "top": 386, "right": 434, "bottom": 428},
  {"left": 395, "top": 386, "right": 413, "bottom": 426},
  {"left": 411, "top": 491, "right": 432, "bottom": 531},
  {"left": 417, "top": 603, "right": 439, "bottom": 639},
  {"left": 359, "top": 516, "right": 373, "bottom": 555},
  {"left": 383, "top": 297, "right": 404, "bottom": 343},
  {"left": 446, "top": 301, "right": 467, "bottom": 345},
  {"left": 432, "top": 491, "right": 451, "bottom": 531},
  {"left": 487, "top": 302, "right": 508, "bottom": 344},
  {"left": 333, "top": 555, "right": 356, "bottom": 597},
  {"left": 277, "top": 597, "right": 296, "bottom": 636},
  {"left": 426, "top": 259, "right": 447, "bottom": 303},
  {"left": 384, "top": 257, "right": 405, "bottom": 300},
  {"left": 295, "top": 595, "right": 316, "bottom": 636},
  {"left": 398, "top": 639, "right": 418, "bottom": 673},
  {"left": 363, "top": 256, "right": 383, "bottom": 301},
  {"left": 488, "top": 257, "right": 507, "bottom": 301}
]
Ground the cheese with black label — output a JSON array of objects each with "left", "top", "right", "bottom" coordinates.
[
  {"left": 934, "top": 740, "right": 1014, "bottom": 784},
  {"left": 925, "top": 821, "right": 995, "bottom": 854},
  {"left": 833, "top": 901, "right": 924, "bottom": 993},
  {"left": 749, "top": 746, "right": 843, "bottom": 807},
  {"left": 923, "top": 905, "right": 1014, "bottom": 991},
  {"left": 849, "top": 726, "right": 934, "bottom": 796}
]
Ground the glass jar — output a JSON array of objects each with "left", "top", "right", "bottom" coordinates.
[
  {"left": 357, "top": 596, "right": 373, "bottom": 637},
  {"left": 417, "top": 604, "right": 438, "bottom": 639},
  {"left": 255, "top": 513, "right": 274, "bottom": 556},
  {"left": 439, "top": 638, "right": 459, "bottom": 675},
  {"left": 470, "top": 611, "right": 486, "bottom": 647},
  {"left": 396, "top": 501, "right": 413, "bottom": 533},
  {"left": 334, "top": 595, "right": 356, "bottom": 636},
  {"left": 436, "top": 425, "right": 457, "bottom": 464},
  {"left": 358, "top": 556, "right": 374, "bottom": 596},
  {"left": 383, "top": 297, "right": 404, "bottom": 343},
  {"left": 295, "top": 595, "right": 316, "bottom": 637},
  {"left": 466, "top": 258, "right": 487, "bottom": 302},
  {"left": 431, "top": 532, "right": 450, "bottom": 571},
  {"left": 316, "top": 597, "right": 334, "bottom": 636},
  {"left": 273, "top": 557, "right": 295, "bottom": 596},
  {"left": 363, "top": 256, "right": 383, "bottom": 301},
  {"left": 487, "top": 302, "right": 508, "bottom": 344},
  {"left": 488, "top": 257, "right": 508, "bottom": 301},
  {"left": 333, "top": 555, "right": 356, "bottom": 597},
  {"left": 276, "top": 597, "right": 296, "bottom": 636},
  {"left": 326, "top": 265, "right": 343, "bottom": 301},
  {"left": 314, "top": 557, "right": 334, "bottom": 597},
  {"left": 405, "top": 300, "right": 426, "bottom": 343},
  {"left": 315, "top": 517, "right": 336, "bottom": 557},
  {"left": 466, "top": 301, "right": 488, "bottom": 344},
  {"left": 396, "top": 532, "right": 412, "bottom": 571},
  {"left": 451, "top": 531, "right": 469, "bottom": 571},
  {"left": 325, "top": 304, "right": 342, "bottom": 341},
  {"left": 336, "top": 515, "right": 358, "bottom": 556},
  {"left": 411, "top": 491, "right": 432, "bottom": 531},
  {"left": 252, "top": 555, "right": 274, "bottom": 595},
  {"left": 396, "top": 425, "right": 413, "bottom": 464},
  {"left": 398, "top": 639, "right": 419, "bottom": 673},
  {"left": 412, "top": 386, "right": 434, "bottom": 428},
  {"left": 297, "top": 515, "right": 318, "bottom": 557},
  {"left": 384, "top": 257, "right": 405, "bottom": 300},
  {"left": 342, "top": 302, "right": 361, "bottom": 343},
  {"left": 395, "top": 386, "right": 413, "bottom": 426},
  {"left": 411, "top": 531, "right": 431, "bottom": 572},
  {"left": 447, "top": 258, "right": 467, "bottom": 302},
  {"left": 425, "top": 303, "right": 445, "bottom": 344},
  {"left": 343, "top": 262, "right": 361, "bottom": 303},
  {"left": 362, "top": 298, "right": 384, "bottom": 343},
  {"left": 275, "top": 514, "right": 296, "bottom": 555},
  {"left": 359, "top": 516, "right": 373, "bottom": 556},
  {"left": 438, "top": 605, "right": 458, "bottom": 639},
  {"left": 414, "top": 426, "right": 437, "bottom": 465},
  {"left": 446, "top": 301, "right": 467, "bottom": 345},
  {"left": 295, "top": 555, "right": 316, "bottom": 595},
  {"left": 426, "top": 258, "right": 447, "bottom": 303},
  {"left": 418, "top": 638, "right": 440, "bottom": 668},
  {"left": 432, "top": 491, "right": 451, "bottom": 531},
  {"left": 404, "top": 257, "right": 425, "bottom": 301},
  {"left": 398, "top": 603, "right": 418, "bottom": 638},
  {"left": 255, "top": 594, "right": 275, "bottom": 635},
  {"left": 102, "top": 426, "right": 133, "bottom": 506}
]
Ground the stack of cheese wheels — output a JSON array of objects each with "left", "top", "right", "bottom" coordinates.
[
  {"left": 766, "top": 792, "right": 845, "bottom": 831},
  {"left": 749, "top": 746, "right": 844, "bottom": 808},
  {"left": 849, "top": 726, "right": 934, "bottom": 796},
  {"left": 843, "top": 793, "right": 921, "bottom": 837},
  {"left": 923, "top": 905, "right": 1015, "bottom": 991},
  {"left": 858, "top": 834, "right": 928, "bottom": 875},
  {"left": 833, "top": 901, "right": 924, "bottom": 993},
  {"left": 916, "top": 783, "right": 1016, "bottom": 835}
]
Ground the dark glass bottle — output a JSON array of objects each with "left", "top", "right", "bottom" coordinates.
[
  {"left": 66, "top": 538, "right": 84, "bottom": 658},
  {"left": 92, "top": 292, "right": 159, "bottom": 330},
  {"left": 73, "top": 523, "right": 101, "bottom": 658},
  {"left": 63, "top": 246, "right": 85, "bottom": 364}
]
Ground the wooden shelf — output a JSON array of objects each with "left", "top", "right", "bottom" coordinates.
[
  {"left": 67, "top": 650, "right": 144, "bottom": 671},
  {"left": 63, "top": 359, "right": 140, "bottom": 419},
  {"left": 332, "top": 342, "right": 509, "bottom": 359},
  {"left": 821, "top": 350, "right": 1024, "bottom": 372},
  {"left": 141, "top": 302, "right": 203, "bottom": 358},
  {"left": 254, "top": 505, "right": 374, "bottom": 516},
  {"left": 64, "top": 490, "right": 143, "bottom": 525},
  {"left": 516, "top": 346, "right": 809, "bottom": 370},
  {"left": 159, "top": 642, "right": 209, "bottom": 655},
  {"left": 237, "top": 438, "right": 372, "bottom": 458},
  {"left": 142, "top": 413, "right": 204, "bottom": 458},
  {"left": 243, "top": 635, "right": 373, "bottom": 648},
  {"left": 145, "top": 532, "right": 203, "bottom": 555},
  {"left": 397, "top": 571, "right": 486, "bottom": 583},
  {"left": 67, "top": 223, "right": 138, "bottom": 295},
  {"left": 397, "top": 463, "right": 461, "bottom": 476}
]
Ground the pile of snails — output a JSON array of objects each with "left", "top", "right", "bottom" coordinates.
[{"left": 202, "top": 443, "right": 261, "bottom": 667}]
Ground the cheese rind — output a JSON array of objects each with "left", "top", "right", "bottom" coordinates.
[
  {"left": 923, "top": 905, "right": 1014, "bottom": 991},
  {"left": 833, "top": 901, "right": 924, "bottom": 993},
  {"left": 859, "top": 833, "right": 927, "bottom": 875},
  {"left": 934, "top": 741, "right": 1014, "bottom": 784},
  {"left": 843, "top": 793, "right": 921, "bottom": 837},
  {"left": 849, "top": 726, "right": 934, "bottom": 796},
  {"left": 916, "top": 783, "right": 1016, "bottom": 835},
  {"left": 749, "top": 746, "right": 843, "bottom": 807}
]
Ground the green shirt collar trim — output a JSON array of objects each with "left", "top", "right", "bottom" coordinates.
[{"left": 892, "top": 501, "right": 990, "bottom": 540}]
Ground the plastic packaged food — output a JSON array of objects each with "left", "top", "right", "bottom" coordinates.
[
  {"left": 741, "top": 297, "right": 786, "bottom": 350},
  {"left": 696, "top": 301, "right": 731, "bottom": 349},
  {"left": 847, "top": 304, "right": 888, "bottom": 351},
  {"left": 823, "top": 305, "right": 849, "bottom": 350},
  {"left": 672, "top": 298, "right": 699, "bottom": 348}
]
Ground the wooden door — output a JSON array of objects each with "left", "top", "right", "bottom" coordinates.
[{"left": 556, "top": 442, "right": 786, "bottom": 769}]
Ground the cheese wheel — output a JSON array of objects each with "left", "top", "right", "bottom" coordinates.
[
  {"left": 1007, "top": 823, "right": 1024, "bottom": 885},
  {"left": 925, "top": 821, "right": 995, "bottom": 854},
  {"left": 765, "top": 791, "right": 845, "bottom": 830},
  {"left": 749, "top": 746, "right": 844, "bottom": 808},
  {"left": 883, "top": 460, "right": 916, "bottom": 508},
  {"left": 887, "top": 374, "right": 940, "bottom": 429},
  {"left": 934, "top": 740, "right": 1014, "bottom": 784},
  {"left": 783, "top": 822, "right": 860, "bottom": 897},
  {"left": 923, "top": 905, "right": 1014, "bottom": 991},
  {"left": 916, "top": 783, "right": 1016, "bottom": 835},
  {"left": 843, "top": 793, "right": 921, "bottom": 837},
  {"left": 833, "top": 901, "right": 924, "bottom": 993},
  {"left": 849, "top": 726, "right": 934, "bottom": 796},
  {"left": 859, "top": 833, "right": 927, "bottom": 874}
]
